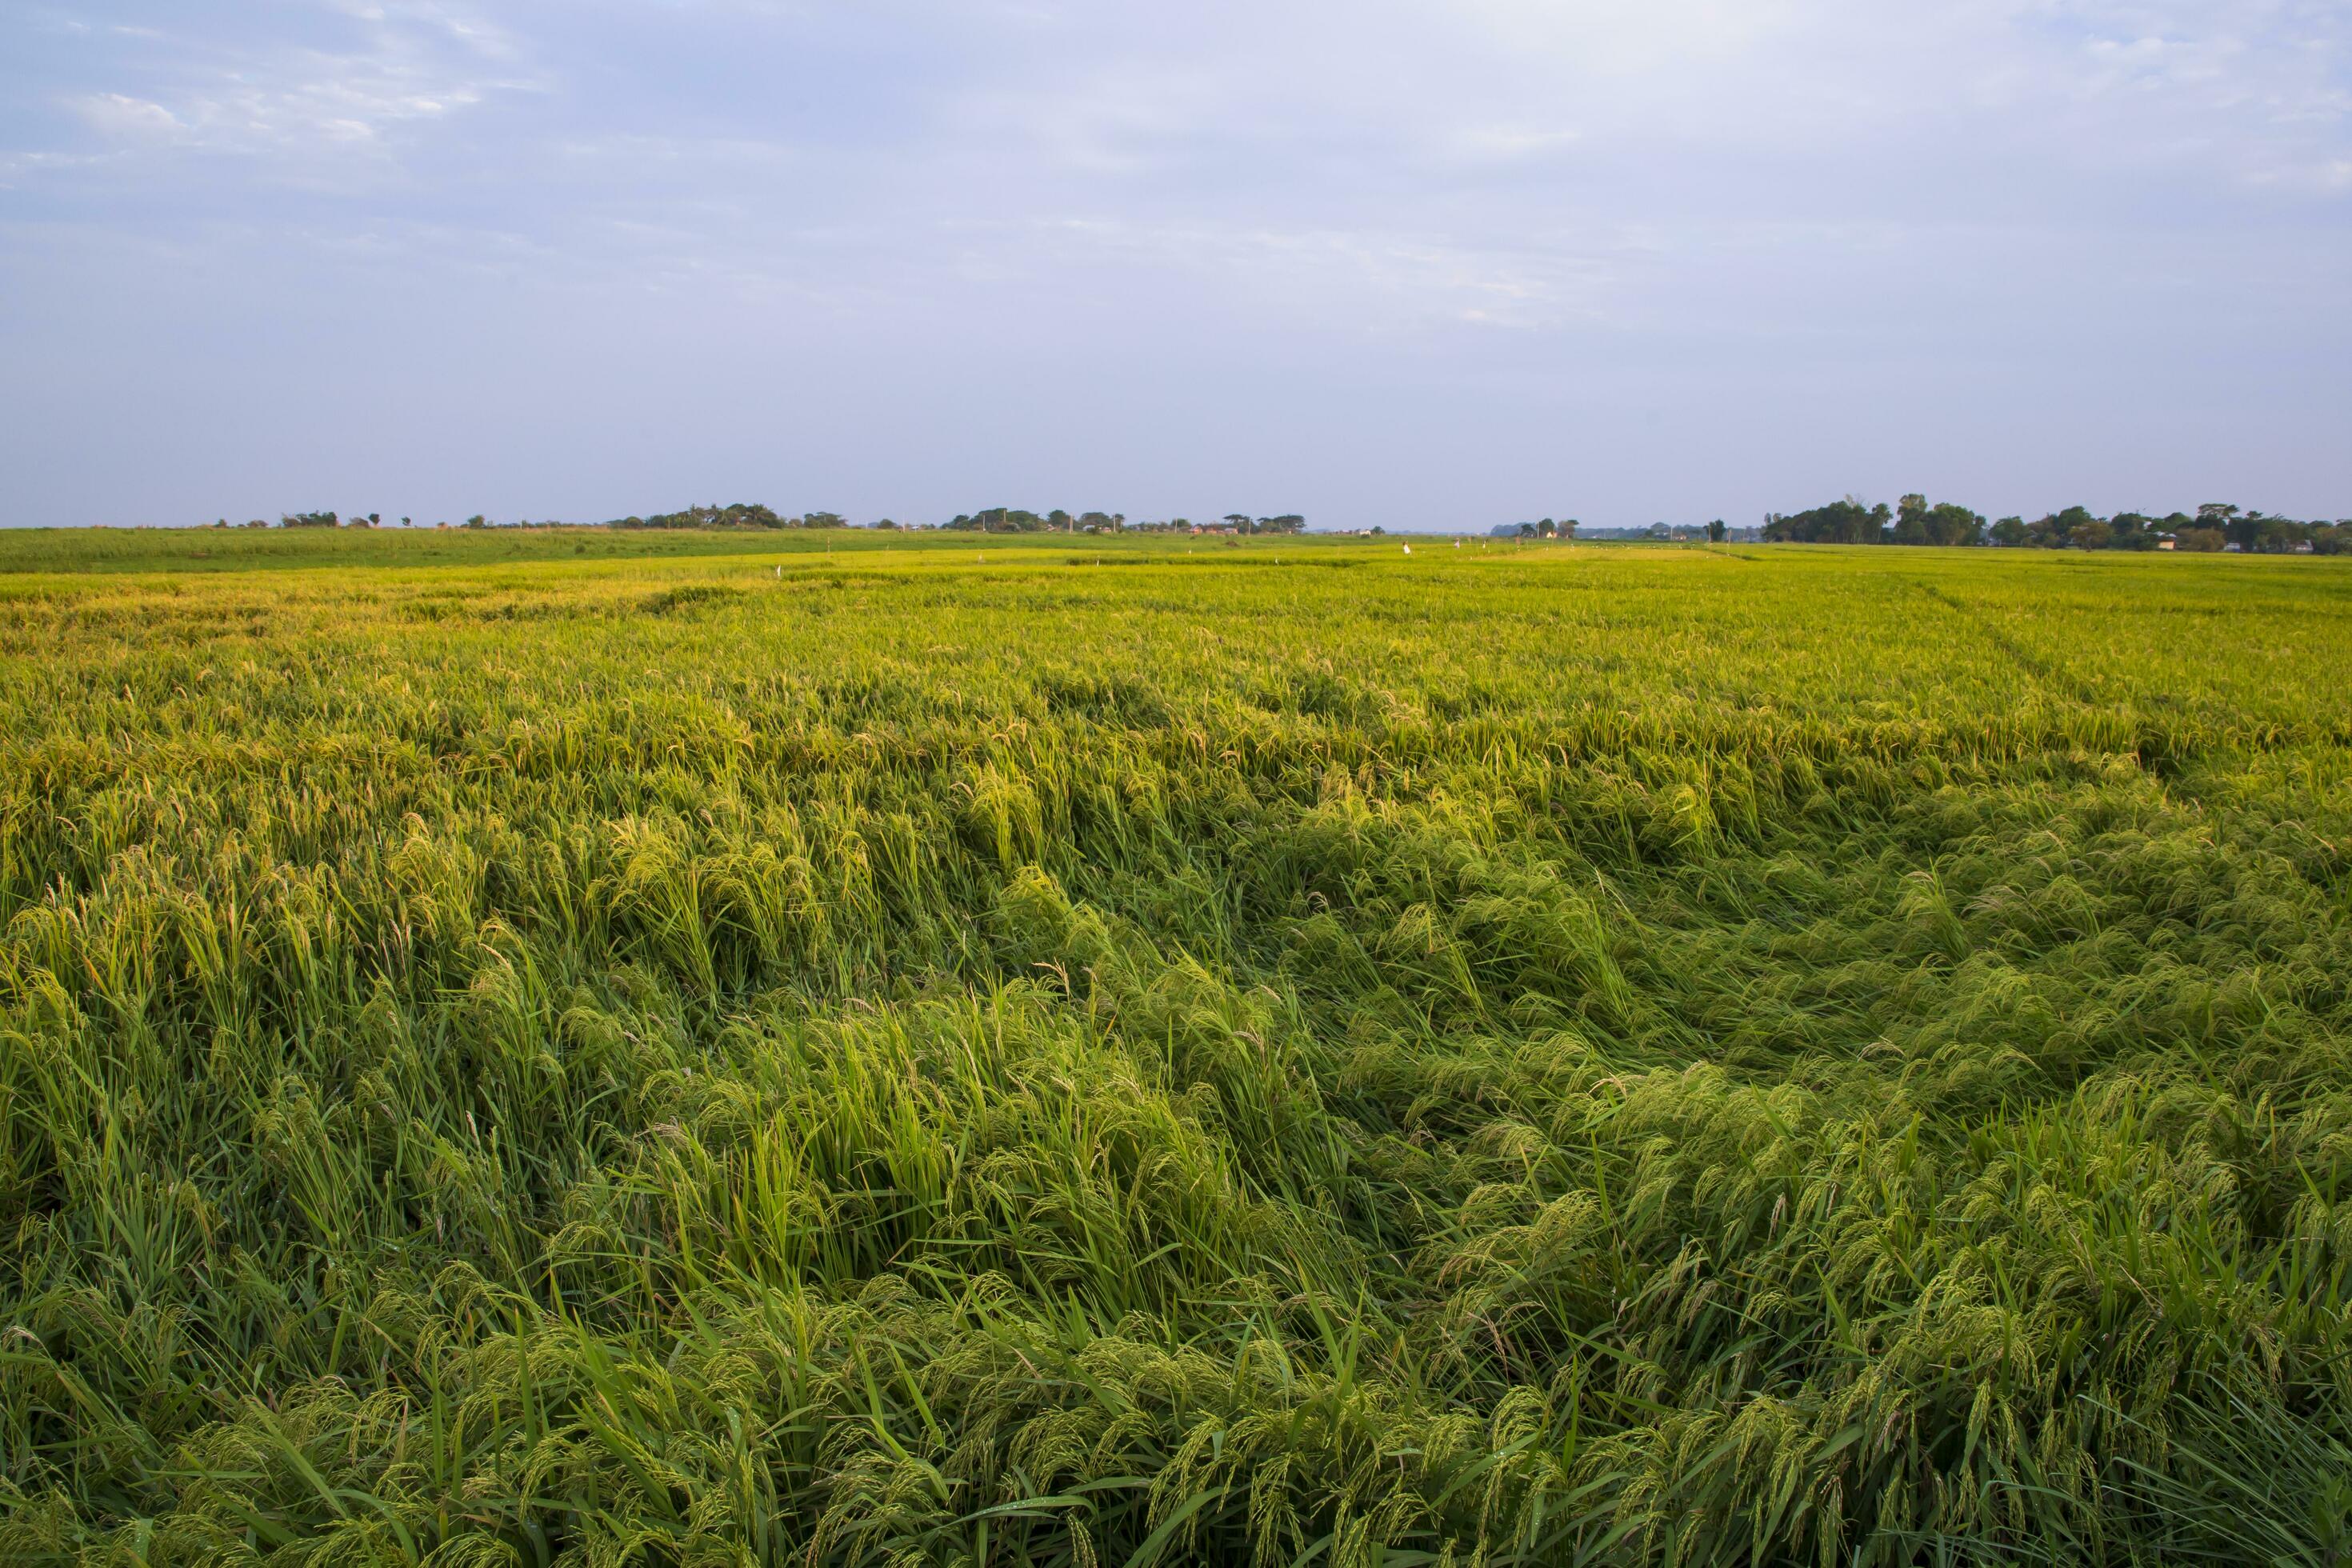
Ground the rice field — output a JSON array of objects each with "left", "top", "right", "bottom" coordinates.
[{"left": 2, "top": 531, "right": 2349, "bottom": 1566}]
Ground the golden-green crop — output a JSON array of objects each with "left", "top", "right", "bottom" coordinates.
[{"left": 2, "top": 531, "right": 2348, "bottom": 1565}]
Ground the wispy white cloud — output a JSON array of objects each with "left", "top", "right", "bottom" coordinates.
[
  {"left": 30, "top": 1, "right": 534, "bottom": 172},
  {"left": 69, "top": 91, "right": 183, "bottom": 139}
]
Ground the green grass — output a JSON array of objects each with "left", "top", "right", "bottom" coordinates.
[
  {"left": 1, "top": 531, "right": 2348, "bottom": 1565},
  {"left": 0, "top": 525, "right": 1019, "bottom": 574}
]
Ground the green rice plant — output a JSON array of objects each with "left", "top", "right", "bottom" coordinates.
[{"left": 0, "top": 532, "right": 2348, "bottom": 1564}]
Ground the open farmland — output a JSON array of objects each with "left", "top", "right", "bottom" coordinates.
[{"left": 2, "top": 533, "right": 2349, "bottom": 1565}]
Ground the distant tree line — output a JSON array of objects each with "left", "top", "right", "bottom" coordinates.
[
  {"left": 942, "top": 509, "right": 1307, "bottom": 534},
  {"left": 281, "top": 510, "right": 386, "bottom": 528},
  {"left": 270, "top": 510, "right": 419, "bottom": 528},
  {"left": 606, "top": 503, "right": 850, "bottom": 530},
  {"left": 944, "top": 508, "right": 1125, "bottom": 533},
  {"left": 1763, "top": 496, "right": 2350, "bottom": 553},
  {"left": 1577, "top": 522, "right": 1753, "bottom": 542},
  {"left": 248, "top": 496, "right": 2347, "bottom": 554},
  {"left": 254, "top": 503, "right": 1319, "bottom": 535}
]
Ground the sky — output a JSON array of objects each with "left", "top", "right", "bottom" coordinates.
[{"left": 2, "top": 1, "right": 2347, "bottom": 532}]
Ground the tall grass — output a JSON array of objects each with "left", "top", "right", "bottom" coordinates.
[{"left": 1, "top": 535, "right": 2347, "bottom": 1564}]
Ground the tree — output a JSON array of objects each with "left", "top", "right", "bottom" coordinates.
[
  {"left": 942, "top": 507, "right": 1047, "bottom": 532},
  {"left": 2072, "top": 518, "right": 2114, "bottom": 550},
  {"left": 2023, "top": 506, "right": 2089, "bottom": 548},
  {"left": 1894, "top": 494, "right": 1930, "bottom": 546},
  {"left": 611, "top": 502, "right": 787, "bottom": 530},
  {"left": 1990, "top": 516, "right": 2027, "bottom": 546},
  {"left": 1223, "top": 514, "right": 1253, "bottom": 534},
  {"left": 1558, "top": 518, "right": 1579, "bottom": 539},
  {"left": 1762, "top": 498, "right": 1887, "bottom": 544},
  {"left": 2188, "top": 502, "right": 2262, "bottom": 551},
  {"left": 1706, "top": 518, "right": 1726, "bottom": 543},
  {"left": 1922, "top": 502, "right": 1985, "bottom": 546},
  {"left": 2252, "top": 514, "right": 2310, "bottom": 554}
]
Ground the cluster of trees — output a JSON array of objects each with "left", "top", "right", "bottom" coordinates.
[
  {"left": 944, "top": 508, "right": 1125, "bottom": 533},
  {"left": 1764, "top": 496, "right": 2352, "bottom": 554},
  {"left": 943, "top": 510, "right": 1307, "bottom": 534},
  {"left": 1126, "top": 514, "right": 1306, "bottom": 534},
  {"left": 1222, "top": 514, "right": 1307, "bottom": 534},
  {"left": 1764, "top": 496, "right": 1986, "bottom": 546},
  {"left": 1500, "top": 518, "right": 1578, "bottom": 538},
  {"left": 276, "top": 511, "right": 416, "bottom": 529},
  {"left": 1990, "top": 504, "right": 2350, "bottom": 554},
  {"left": 1582, "top": 522, "right": 1739, "bottom": 542},
  {"left": 607, "top": 504, "right": 850, "bottom": 530}
]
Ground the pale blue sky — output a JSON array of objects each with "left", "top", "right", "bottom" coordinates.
[{"left": 3, "top": 0, "right": 2346, "bottom": 530}]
